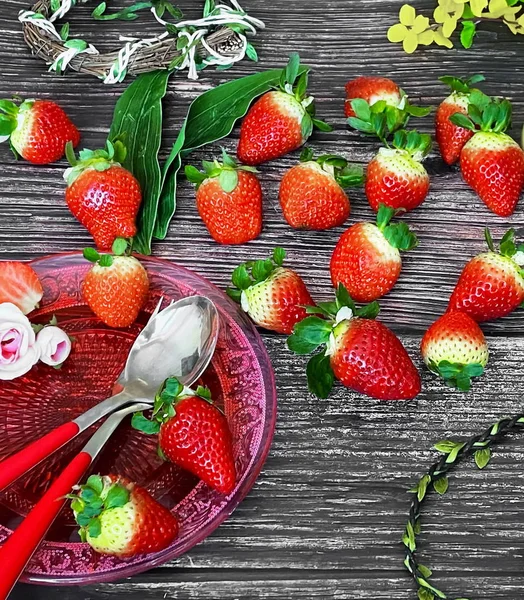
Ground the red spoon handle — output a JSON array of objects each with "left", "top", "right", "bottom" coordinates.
[
  {"left": 0, "top": 450, "right": 92, "bottom": 600},
  {"left": 0, "top": 421, "right": 80, "bottom": 492}
]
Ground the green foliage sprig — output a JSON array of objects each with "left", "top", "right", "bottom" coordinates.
[{"left": 403, "top": 414, "right": 524, "bottom": 600}]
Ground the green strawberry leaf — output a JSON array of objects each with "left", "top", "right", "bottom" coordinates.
[
  {"left": 287, "top": 334, "right": 323, "bottom": 355},
  {"left": 231, "top": 265, "right": 252, "bottom": 290},
  {"left": 355, "top": 301, "right": 380, "bottom": 320},
  {"left": 351, "top": 98, "right": 371, "bottom": 121},
  {"left": 376, "top": 204, "right": 396, "bottom": 229},
  {"left": 449, "top": 113, "right": 476, "bottom": 131},
  {"left": 484, "top": 227, "right": 496, "bottom": 252},
  {"left": 347, "top": 117, "right": 375, "bottom": 134},
  {"left": 383, "top": 222, "right": 418, "bottom": 252},
  {"left": 131, "top": 412, "right": 161, "bottom": 434},
  {"left": 226, "top": 288, "right": 242, "bottom": 303},
  {"left": 292, "top": 317, "right": 332, "bottom": 346},
  {"left": 251, "top": 259, "right": 275, "bottom": 282},
  {"left": 218, "top": 169, "right": 238, "bottom": 193},
  {"left": 335, "top": 284, "right": 356, "bottom": 312},
  {"left": 83, "top": 248, "right": 101, "bottom": 263},
  {"left": 87, "top": 517, "right": 102, "bottom": 538},
  {"left": 306, "top": 352, "right": 335, "bottom": 399},
  {"left": 105, "top": 484, "right": 130, "bottom": 510},
  {"left": 98, "top": 254, "right": 114, "bottom": 268},
  {"left": 165, "top": 377, "right": 184, "bottom": 397},
  {"left": 301, "top": 114, "right": 313, "bottom": 141},
  {"left": 85, "top": 475, "right": 104, "bottom": 497},
  {"left": 284, "top": 52, "right": 300, "bottom": 87},
  {"left": 273, "top": 247, "right": 286, "bottom": 266},
  {"left": 312, "top": 118, "right": 333, "bottom": 132},
  {"left": 196, "top": 385, "right": 212, "bottom": 401}
]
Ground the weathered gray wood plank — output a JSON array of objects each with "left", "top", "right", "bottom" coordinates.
[{"left": 2, "top": 0, "right": 524, "bottom": 599}]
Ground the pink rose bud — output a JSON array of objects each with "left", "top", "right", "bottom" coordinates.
[
  {"left": 0, "top": 303, "right": 40, "bottom": 380},
  {"left": 36, "top": 326, "right": 72, "bottom": 367}
]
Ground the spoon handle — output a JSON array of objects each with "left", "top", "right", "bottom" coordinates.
[
  {"left": 0, "top": 451, "right": 93, "bottom": 600},
  {"left": 0, "top": 391, "right": 131, "bottom": 493}
]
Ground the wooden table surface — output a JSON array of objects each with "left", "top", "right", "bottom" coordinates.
[{"left": 3, "top": 1, "right": 524, "bottom": 599}]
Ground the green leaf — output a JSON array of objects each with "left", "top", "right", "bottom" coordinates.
[
  {"left": 131, "top": 412, "right": 161, "bottom": 434},
  {"left": 231, "top": 265, "right": 252, "bottom": 290},
  {"left": 446, "top": 442, "right": 466, "bottom": 464},
  {"left": 272, "top": 247, "right": 286, "bottom": 266},
  {"left": 105, "top": 484, "right": 130, "bottom": 510},
  {"left": 156, "top": 65, "right": 310, "bottom": 240},
  {"left": 285, "top": 52, "right": 300, "bottom": 86},
  {"left": 219, "top": 169, "right": 239, "bottom": 193},
  {"left": 92, "top": 2, "right": 107, "bottom": 18},
  {"left": 60, "top": 22, "right": 70, "bottom": 41},
  {"left": 417, "top": 474, "right": 431, "bottom": 502},
  {"left": 484, "top": 227, "right": 496, "bottom": 252},
  {"left": 291, "top": 316, "right": 332, "bottom": 346},
  {"left": 460, "top": 20, "right": 477, "bottom": 50},
  {"left": 245, "top": 43, "right": 258, "bottom": 62},
  {"left": 350, "top": 98, "right": 371, "bottom": 121},
  {"left": 475, "top": 447, "right": 492, "bottom": 469},
  {"left": 336, "top": 284, "right": 356, "bottom": 311},
  {"left": 306, "top": 352, "right": 335, "bottom": 399},
  {"left": 418, "top": 565, "right": 433, "bottom": 579},
  {"left": 165, "top": 377, "right": 183, "bottom": 396},
  {"left": 196, "top": 385, "right": 212, "bottom": 400},
  {"left": 87, "top": 517, "right": 102, "bottom": 538},
  {"left": 449, "top": 112, "right": 476, "bottom": 131},
  {"left": 301, "top": 114, "right": 313, "bottom": 141},
  {"left": 86, "top": 475, "right": 104, "bottom": 496},
  {"left": 112, "top": 237, "right": 128, "bottom": 256},
  {"left": 418, "top": 589, "right": 435, "bottom": 600},
  {"left": 434, "top": 439, "right": 461, "bottom": 454},
  {"left": 356, "top": 301, "right": 380, "bottom": 320},
  {"left": 287, "top": 333, "right": 323, "bottom": 355},
  {"left": 311, "top": 118, "right": 333, "bottom": 132},
  {"left": 108, "top": 70, "right": 170, "bottom": 255},
  {"left": 433, "top": 476, "right": 449, "bottom": 495},
  {"left": 0, "top": 118, "right": 15, "bottom": 137}
]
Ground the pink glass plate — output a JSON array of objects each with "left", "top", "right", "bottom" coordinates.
[{"left": 0, "top": 253, "right": 277, "bottom": 585}]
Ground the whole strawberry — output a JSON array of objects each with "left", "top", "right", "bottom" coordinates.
[
  {"left": 185, "top": 150, "right": 262, "bottom": 244},
  {"left": 436, "top": 75, "right": 485, "bottom": 165},
  {"left": 0, "top": 98, "right": 79, "bottom": 164},
  {"left": 450, "top": 95, "right": 524, "bottom": 216},
  {"left": 330, "top": 204, "right": 418, "bottom": 302},
  {"left": 65, "top": 141, "right": 141, "bottom": 250},
  {"left": 288, "top": 285, "right": 421, "bottom": 400},
  {"left": 421, "top": 311, "right": 488, "bottom": 391},
  {"left": 448, "top": 228, "right": 524, "bottom": 322},
  {"left": 365, "top": 130, "right": 432, "bottom": 212},
  {"left": 237, "top": 53, "right": 331, "bottom": 165},
  {"left": 132, "top": 379, "right": 236, "bottom": 495},
  {"left": 82, "top": 240, "right": 149, "bottom": 328},
  {"left": 279, "top": 148, "right": 364, "bottom": 230},
  {"left": 227, "top": 247, "right": 314, "bottom": 335},
  {"left": 71, "top": 474, "right": 179, "bottom": 557},
  {"left": 0, "top": 261, "right": 43, "bottom": 314}
]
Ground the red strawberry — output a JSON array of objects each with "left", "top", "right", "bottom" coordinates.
[
  {"left": 0, "top": 98, "right": 79, "bottom": 164},
  {"left": 288, "top": 285, "right": 421, "bottom": 400},
  {"left": 71, "top": 474, "right": 179, "bottom": 558},
  {"left": 132, "top": 379, "right": 236, "bottom": 495},
  {"left": 82, "top": 242, "right": 149, "bottom": 328},
  {"left": 421, "top": 311, "right": 488, "bottom": 391},
  {"left": 0, "top": 261, "right": 43, "bottom": 314},
  {"left": 330, "top": 204, "right": 418, "bottom": 302},
  {"left": 64, "top": 141, "right": 141, "bottom": 251},
  {"left": 227, "top": 248, "right": 314, "bottom": 335},
  {"left": 365, "top": 130, "right": 431, "bottom": 212},
  {"left": 237, "top": 54, "right": 331, "bottom": 165},
  {"left": 185, "top": 151, "right": 262, "bottom": 244},
  {"left": 435, "top": 75, "right": 485, "bottom": 165},
  {"left": 450, "top": 95, "right": 524, "bottom": 216},
  {"left": 448, "top": 228, "right": 524, "bottom": 322},
  {"left": 344, "top": 76, "right": 402, "bottom": 118}
]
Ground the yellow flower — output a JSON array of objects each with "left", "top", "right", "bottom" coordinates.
[
  {"left": 387, "top": 4, "right": 434, "bottom": 54},
  {"left": 484, "top": 0, "right": 520, "bottom": 20},
  {"left": 505, "top": 14, "right": 524, "bottom": 35},
  {"left": 469, "top": 0, "right": 488, "bottom": 17},
  {"left": 433, "top": 26, "right": 454, "bottom": 47},
  {"left": 434, "top": 0, "right": 464, "bottom": 38}
]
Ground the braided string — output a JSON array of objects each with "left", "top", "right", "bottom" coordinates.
[{"left": 403, "top": 413, "right": 524, "bottom": 599}]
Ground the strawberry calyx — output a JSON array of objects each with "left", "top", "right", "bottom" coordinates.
[
  {"left": 427, "top": 359, "right": 484, "bottom": 392},
  {"left": 69, "top": 474, "right": 130, "bottom": 542},
  {"left": 450, "top": 91, "right": 512, "bottom": 134},
  {"left": 131, "top": 377, "right": 213, "bottom": 435},
  {"left": 185, "top": 148, "right": 257, "bottom": 193},
  {"left": 83, "top": 238, "right": 131, "bottom": 267},
  {"left": 376, "top": 204, "right": 418, "bottom": 252},
  {"left": 484, "top": 228, "right": 524, "bottom": 268},
  {"left": 0, "top": 98, "right": 34, "bottom": 143},
  {"left": 287, "top": 284, "right": 380, "bottom": 398},
  {"left": 390, "top": 130, "right": 432, "bottom": 162},
  {"left": 64, "top": 139, "right": 127, "bottom": 186},
  {"left": 439, "top": 74, "right": 485, "bottom": 96},
  {"left": 299, "top": 147, "right": 365, "bottom": 188},
  {"left": 227, "top": 247, "right": 286, "bottom": 305},
  {"left": 347, "top": 92, "right": 431, "bottom": 143}
]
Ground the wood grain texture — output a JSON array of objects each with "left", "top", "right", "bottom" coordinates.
[{"left": 2, "top": 0, "right": 524, "bottom": 599}]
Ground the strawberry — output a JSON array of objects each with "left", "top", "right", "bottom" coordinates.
[
  {"left": 0, "top": 98, "right": 79, "bottom": 164},
  {"left": 347, "top": 80, "right": 431, "bottom": 141},
  {"left": 132, "top": 379, "right": 236, "bottom": 495},
  {"left": 237, "top": 53, "right": 331, "bottom": 165},
  {"left": 185, "top": 150, "right": 262, "bottom": 244},
  {"left": 365, "top": 130, "right": 432, "bottom": 212},
  {"left": 450, "top": 94, "right": 524, "bottom": 216},
  {"left": 227, "top": 248, "right": 314, "bottom": 335},
  {"left": 421, "top": 311, "right": 488, "bottom": 391},
  {"left": 0, "top": 261, "right": 43, "bottom": 314},
  {"left": 330, "top": 204, "right": 418, "bottom": 302},
  {"left": 64, "top": 141, "right": 141, "bottom": 251},
  {"left": 448, "top": 228, "right": 524, "bottom": 322},
  {"left": 279, "top": 148, "right": 364, "bottom": 230},
  {"left": 435, "top": 75, "right": 485, "bottom": 165},
  {"left": 288, "top": 285, "right": 421, "bottom": 400},
  {"left": 345, "top": 76, "right": 402, "bottom": 119},
  {"left": 82, "top": 240, "right": 149, "bottom": 328},
  {"left": 71, "top": 474, "right": 179, "bottom": 558}
]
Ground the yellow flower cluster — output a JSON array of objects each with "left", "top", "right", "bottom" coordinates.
[{"left": 388, "top": 0, "right": 524, "bottom": 53}]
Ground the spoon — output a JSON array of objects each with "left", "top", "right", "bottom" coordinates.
[{"left": 0, "top": 295, "right": 220, "bottom": 492}]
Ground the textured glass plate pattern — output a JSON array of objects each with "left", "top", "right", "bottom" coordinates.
[{"left": 0, "top": 253, "right": 277, "bottom": 585}]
